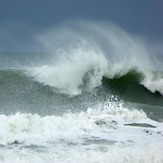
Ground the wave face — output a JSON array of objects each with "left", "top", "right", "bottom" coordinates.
[
  {"left": 0, "top": 21, "right": 163, "bottom": 162},
  {"left": 102, "top": 70, "right": 163, "bottom": 106}
]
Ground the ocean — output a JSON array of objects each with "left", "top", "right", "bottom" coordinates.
[{"left": 0, "top": 22, "right": 163, "bottom": 162}]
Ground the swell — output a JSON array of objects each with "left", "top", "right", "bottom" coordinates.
[
  {"left": 0, "top": 69, "right": 61, "bottom": 115},
  {"left": 0, "top": 69, "right": 103, "bottom": 115}
]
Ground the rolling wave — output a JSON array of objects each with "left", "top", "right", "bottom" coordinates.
[
  {"left": 0, "top": 68, "right": 163, "bottom": 108},
  {"left": 25, "top": 21, "right": 163, "bottom": 96}
]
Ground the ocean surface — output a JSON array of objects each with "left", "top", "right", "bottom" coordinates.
[{"left": 0, "top": 22, "right": 163, "bottom": 162}]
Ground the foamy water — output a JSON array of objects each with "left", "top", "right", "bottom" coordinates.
[{"left": 0, "top": 100, "right": 163, "bottom": 163}]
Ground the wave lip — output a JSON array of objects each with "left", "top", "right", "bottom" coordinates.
[{"left": 141, "top": 71, "right": 163, "bottom": 95}]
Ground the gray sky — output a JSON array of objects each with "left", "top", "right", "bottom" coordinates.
[{"left": 0, "top": 0, "right": 162, "bottom": 51}]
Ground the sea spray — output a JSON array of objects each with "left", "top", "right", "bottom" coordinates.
[{"left": 27, "top": 21, "right": 163, "bottom": 95}]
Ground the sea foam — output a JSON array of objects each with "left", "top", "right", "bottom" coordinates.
[{"left": 0, "top": 99, "right": 163, "bottom": 163}]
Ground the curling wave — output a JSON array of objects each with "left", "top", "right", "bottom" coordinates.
[{"left": 27, "top": 21, "right": 163, "bottom": 96}]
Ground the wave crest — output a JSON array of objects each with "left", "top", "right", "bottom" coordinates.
[{"left": 27, "top": 21, "right": 163, "bottom": 95}]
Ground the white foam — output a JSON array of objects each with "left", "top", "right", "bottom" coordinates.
[
  {"left": 0, "top": 100, "right": 163, "bottom": 162},
  {"left": 141, "top": 71, "right": 163, "bottom": 95},
  {"left": 31, "top": 48, "right": 108, "bottom": 95},
  {"left": 0, "top": 144, "right": 163, "bottom": 163}
]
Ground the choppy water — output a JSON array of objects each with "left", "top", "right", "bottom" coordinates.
[{"left": 0, "top": 21, "right": 163, "bottom": 162}]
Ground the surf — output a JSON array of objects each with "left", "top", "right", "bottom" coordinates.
[
  {"left": 0, "top": 21, "right": 163, "bottom": 163},
  {"left": 24, "top": 21, "right": 163, "bottom": 96}
]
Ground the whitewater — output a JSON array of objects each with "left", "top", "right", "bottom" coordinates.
[{"left": 0, "top": 21, "right": 163, "bottom": 162}]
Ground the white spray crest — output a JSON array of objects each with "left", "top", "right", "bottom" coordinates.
[{"left": 29, "top": 21, "right": 163, "bottom": 95}]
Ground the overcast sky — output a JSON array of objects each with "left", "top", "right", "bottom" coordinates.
[{"left": 0, "top": 0, "right": 162, "bottom": 51}]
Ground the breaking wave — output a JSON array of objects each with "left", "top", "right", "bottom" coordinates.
[{"left": 26, "top": 21, "right": 163, "bottom": 95}]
